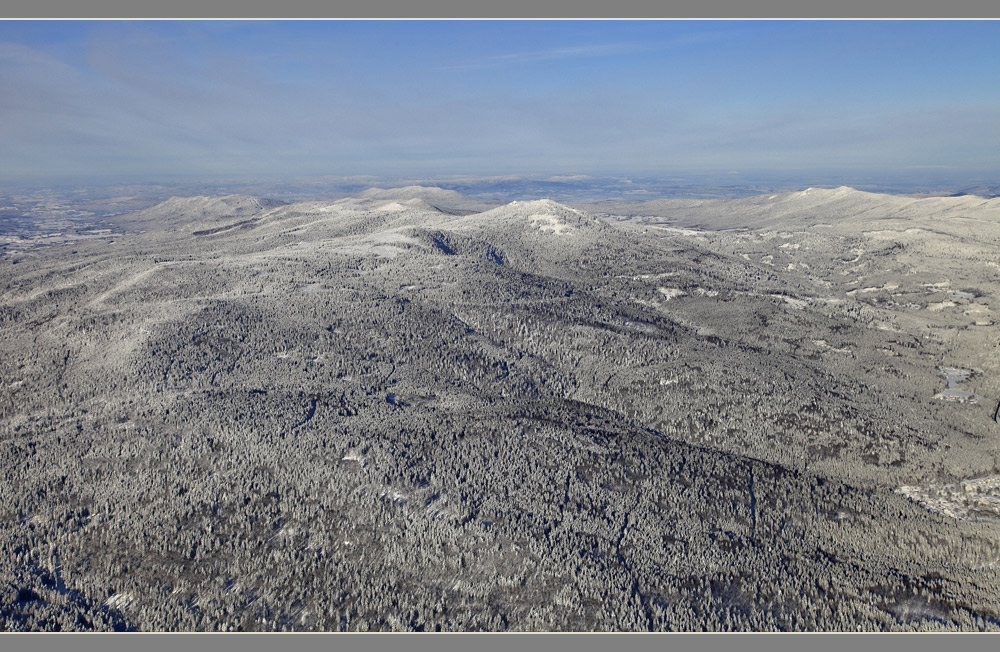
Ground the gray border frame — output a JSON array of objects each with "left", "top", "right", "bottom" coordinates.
[
  {"left": 1, "top": 0, "right": 999, "bottom": 19},
  {"left": 2, "top": 1, "right": 1000, "bottom": 652},
  {"left": 4, "top": 632, "right": 1000, "bottom": 651}
]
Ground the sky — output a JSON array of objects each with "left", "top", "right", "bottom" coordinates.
[{"left": 1, "top": 20, "right": 998, "bottom": 185}]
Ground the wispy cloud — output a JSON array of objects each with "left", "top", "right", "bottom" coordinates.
[
  {"left": 436, "top": 40, "right": 660, "bottom": 71},
  {"left": 491, "top": 42, "right": 649, "bottom": 63},
  {"left": 439, "top": 29, "right": 729, "bottom": 71}
]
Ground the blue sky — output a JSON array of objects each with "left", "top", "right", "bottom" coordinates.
[{"left": 1, "top": 20, "right": 998, "bottom": 184}]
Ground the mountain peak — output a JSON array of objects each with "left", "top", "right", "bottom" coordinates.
[
  {"left": 152, "top": 194, "right": 284, "bottom": 213},
  {"left": 354, "top": 186, "right": 497, "bottom": 214},
  {"left": 120, "top": 194, "right": 285, "bottom": 231},
  {"left": 472, "top": 198, "right": 603, "bottom": 236},
  {"left": 357, "top": 186, "right": 474, "bottom": 203}
]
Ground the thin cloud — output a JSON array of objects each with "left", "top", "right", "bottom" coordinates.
[
  {"left": 434, "top": 29, "right": 729, "bottom": 71},
  {"left": 492, "top": 42, "right": 650, "bottom": 63},
  {"left": 437, "top": 41, "right": 659, "bottom": 71}
]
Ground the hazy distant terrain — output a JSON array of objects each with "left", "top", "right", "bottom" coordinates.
[{"left": 2, "top": 185, "right": 999, "bottom": 631}]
